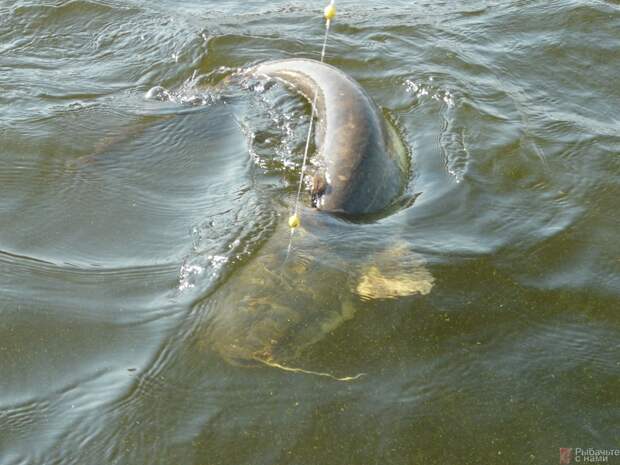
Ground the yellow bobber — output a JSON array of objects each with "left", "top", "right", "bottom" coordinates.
[
  {"left": 288, "top": 214, "right": 301, "bottom": 229},
  {"left": 324, "top": 3, "right": 336, "bottom": 21}
]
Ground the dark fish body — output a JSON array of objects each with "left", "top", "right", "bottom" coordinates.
[{"left": 253, "top": 59, "right": 407, "bottom": 215}]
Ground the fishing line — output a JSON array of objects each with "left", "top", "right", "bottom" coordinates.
[
  {"left": 284, "top": 1, "right": 336, "bottom": 264},
  {"left": 288, "top": 0, "right": 336, "bottom": 230},
  {"left": 275, "top": 3, "right": 364, "bottom": 384}
]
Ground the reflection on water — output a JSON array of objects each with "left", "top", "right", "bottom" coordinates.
[{"left": 1, "top": 0, "right": 619, "bottom": 464}]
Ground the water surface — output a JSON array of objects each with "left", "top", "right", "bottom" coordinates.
[{"left": 1, "top": 1, "right": 619, "bottom": 464}]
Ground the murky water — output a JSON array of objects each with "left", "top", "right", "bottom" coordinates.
[{"left": 1, "top": 1, "right": 619, "bottom": 464}]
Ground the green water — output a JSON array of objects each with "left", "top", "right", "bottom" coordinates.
[{"left": 1, "top": 1, "right": 619, "bottom": 464}]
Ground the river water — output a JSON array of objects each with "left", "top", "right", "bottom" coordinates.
[{"left": 1, "top": 1, "right": 619, "bottom": 464}]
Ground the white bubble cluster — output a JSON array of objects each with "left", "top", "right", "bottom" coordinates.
[
  {"left": 404, "top": 78, "right": 455, "bottom": 108},
  {"left": 177, "top": 254, "right": 229, "bottom": 292}
]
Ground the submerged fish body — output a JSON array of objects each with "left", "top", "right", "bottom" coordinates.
[
  {"left": 206, "top": 215, "right": 357, "bottom": 367},
  {"left": 204, "top": 215, "right": 434, "bottom": 369},
  {"left": 202, "top": 60, "right": 432, "bottom": 371}
]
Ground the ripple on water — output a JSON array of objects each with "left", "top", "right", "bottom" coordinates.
[{"left": 1, "top": 0, "right": 620, "bottom": 463}]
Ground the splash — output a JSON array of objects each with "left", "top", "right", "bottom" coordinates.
[
  {"left": 236, "top": 73, "right": 311, "bottom": 176},
  {"left": 404, "top": 77, "right": 455, "bottom": 108},
  {"left": 178, "top": 255, "right": 228, "bottom": 292},
  {"left": 144, "top": 66, "right": 236, "bottom": 106}
]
